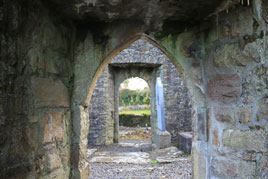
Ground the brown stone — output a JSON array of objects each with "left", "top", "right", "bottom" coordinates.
[
  {"left": 206, "top": 74, "right": 241, "bottom": 104},
  {"left": 22, "top": 126, "right": 38, "bottom": 151},
  {"left": 212, "top": 129, "right": 220, "bottom": 146},
  {"left": 237, "top": 106, "right": 251, "bottom": 124},
  {"left": 44, "top": 145, "right": 61, "bottom": 171},
  {"left": 42, "top": 112, "right": 64, "bottom": 144},
  {"left": 214, "top": 108, "right": 234, "bottom": 123},
  {"left": 32, "top": 77, "right": 70, "bottom": 107}
]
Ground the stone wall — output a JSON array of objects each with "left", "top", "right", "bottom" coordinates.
[
  {"left": 119, "top": 114, "right": 151, "bottom": 127},
  {"left": 88, "top": 39, "right": 192, "bottom": 146},
  {"left": 200, "top": 4, "right": 268, "bottom": 178},
  {"left": 162, "top": 59, "right": 192, "bottom": 145},
  {"left": 88, "top": 67, "right": 114, "bottom": 145},
  {"left": 1, "top": 1, "right": 268, "bottom": 179},
  {"left": 0, "top": 1, "right": 74, "bottom": 178}
]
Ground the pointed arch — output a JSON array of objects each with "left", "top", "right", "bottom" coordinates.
[{"left": 81, "top": 33, "right": 185, "bottom": 107}]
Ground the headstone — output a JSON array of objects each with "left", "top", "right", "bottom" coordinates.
[{"left": 156, "top": 77, "right": 165, "bottom": 131}]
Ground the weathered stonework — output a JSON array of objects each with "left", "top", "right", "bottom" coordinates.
[
  {"left": 119, "top": 114, "right": 150, "bottom": 127},
  {"left": 214, "top": 108, "right": 235, "bottom": 124},
  {"left": 210, "top": 158, "right": 256, "bottom": 179},
  {"left": 88, "top": 40, "right": 192, "bottom": 146},
  {"left": 1, "top": 0, "right": 268, "bottom": 179},
  {"left": 222, "top": 129, "right": 267, "bottom": 152},
  {"left": 207, "top": 74, "right": 241, "bottom": 104}
]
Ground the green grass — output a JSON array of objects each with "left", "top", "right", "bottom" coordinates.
[
  {"left": 119, "top": 108, "right": 151, "bottom": 115},
  {"left": 149, "top": 160, "right": 159, "bottom": 164}
]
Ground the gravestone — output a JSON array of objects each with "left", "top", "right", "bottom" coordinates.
[
  {"left": 156, "top": 77, "right": 165, "bottom": 131},
  {"left": 155, "top": 77, "right": 171, "bottom": 149}
]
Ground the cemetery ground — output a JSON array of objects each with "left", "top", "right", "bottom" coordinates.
[
  {"left": 119, "top": 108, "right": 151, "bottom": 115},
  {"left": 87, "top": 127, "right": 192, "bottom": 179}
]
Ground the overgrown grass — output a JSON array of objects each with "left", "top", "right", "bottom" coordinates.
[{"left": 119, "top": 108, "right": 151, "bottom": 115}]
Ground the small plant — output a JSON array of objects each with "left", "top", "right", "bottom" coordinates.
[{"left": 149, "top": 160, "right": 159, "bottom": 164}]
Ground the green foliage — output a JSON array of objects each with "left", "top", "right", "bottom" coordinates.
[
  {"left": 142, "top": 92, "right": 150, "bottom": 104},
  {"left": 119, "top": 88, "right": 150, "bottom": 106},
  {"left": 130, "top": 96, "right": 134, "bottom": 105}
]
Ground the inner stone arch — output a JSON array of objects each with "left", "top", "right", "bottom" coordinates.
[{"left": 87, "top": 39, "right": 192, "bottom": 155}]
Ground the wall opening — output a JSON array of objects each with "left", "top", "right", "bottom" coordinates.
[
  {"left": 85, "top": 39, "right": 193, "bottom": 178},
  {"left": 118, "top": 77, "right": 152, "bottom": 151}
]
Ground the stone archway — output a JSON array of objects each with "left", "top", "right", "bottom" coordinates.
[
  {"left": 71, "top": 33, "right": 202, "bottom": 178},
  {"left": 111, "top": 66, "right": 158, "bottom": 145}
]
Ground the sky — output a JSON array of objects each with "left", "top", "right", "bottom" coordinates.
[{"left": 121, "top": 77, "right": 148, "bottom": 90}]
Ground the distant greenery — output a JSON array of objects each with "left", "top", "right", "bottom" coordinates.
[
  {"left": 119, "top": 108, "right": 151, "bottom": 115},
  {"left": 119, "top": 87, "right": 150, "bottom": 106}
]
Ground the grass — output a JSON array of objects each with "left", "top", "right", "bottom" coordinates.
[
  {"left": 149, "top": 160, "right": 159, "bottom": 164},
  {"left": 119, "top": 108, "right": 151, "bottom": 115}
]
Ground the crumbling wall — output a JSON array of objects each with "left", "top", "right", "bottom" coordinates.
[
  {"left": 1, "top": 1, "right": 267, "bottom": 179},
  {"left": 201, "top": 3, "right": 268, "bottom": 178},
  {"left": 0, "top": 0, "right": 74, "bottom": 178}
]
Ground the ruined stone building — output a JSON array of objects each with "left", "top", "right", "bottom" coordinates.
[
  {"left": 88, "top": 39, "right": 192, "bottom": 146},
  {"left": 0, "top": 0, "right": 268, "bottom": 178}
]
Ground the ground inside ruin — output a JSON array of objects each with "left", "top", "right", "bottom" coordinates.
[{"left": 87, "top": 127, "right": 192, "bottom": 178}]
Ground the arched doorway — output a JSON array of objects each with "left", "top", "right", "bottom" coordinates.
[{"left": 71, "top": 33, "right": 199, "bottom": 178}]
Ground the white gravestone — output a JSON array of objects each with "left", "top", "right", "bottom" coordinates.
[{"left": 156, "top": 77, "right": 165, "bottom": 131}]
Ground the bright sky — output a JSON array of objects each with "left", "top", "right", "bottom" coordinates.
[{"left": 122, "top": 77, "right": 148, "bottom": 90}]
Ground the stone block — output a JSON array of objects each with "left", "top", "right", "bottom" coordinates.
[
  {"left": 212, "top": 129, "right": 220, "bottom": 146},
  {"left": 178, "top": 132, "right": 192, "bottom": 154},
  {"left": 258, "top": 156, "right": 268, "bottom": 178},
  {"left": 214, "top": 43, "right": 243, "bottom": 67},
  {"left": 22, "top": 125, "right": 39, "bottom": 151},
  {"left": 42, "top": 112, "right": 64, "bottom": 144},
  {"left": 222, "top": 129, "right": 267, "bottom": 152},
  {"left": 119, "top": 114, "right": 150, "bottom": 127},
  {"left": 242, "top": 42, "right": 261, "bottom": 63},
  {"left": 214, "top": 41, "right": 260, "bottom": 67},
  {"left": 231, "top": 8, "right": 253, "bottom": 37},
  {"left": 257, "top": 98, "right": 268, "bottom": 122},
  {"left": 214, "top": 108, "right": 235, "bottom": 123},
  {"left": 237, "top": 106, "right": 251, "bottom": 124},
  {"left": 32, "top": 77, "right": 70, "bottom": 107},
  {"left": 155, "top": 130, "right": 171, "bottom": 149},
  {"left": 192, "top": 144, "right": 206, "bottom": 179},
  {"left": 210, "top": 158, "right": 256, "bottom": 178},
  {"left": 197, "top": 111, "right": 206, "bottom": 141},
  {"left": 206, "top": 74, "right": 241, "bottom": 104},
  {"left": 44, "top": 145, "right": 61, "bottom": 171}
]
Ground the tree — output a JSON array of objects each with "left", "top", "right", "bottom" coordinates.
[
  {"left": 135, "top": 95, "right": 140, "bottom": 105},
  {"left": 130, "top": 96, "right": 134, "bottom": 105},
  {"left": 143, "top": 92, "right": 149, "bottom": 104}
]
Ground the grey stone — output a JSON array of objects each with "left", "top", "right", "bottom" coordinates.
[
  {"left": 222, "top": 129, "right": 267, "bottom": 152},
  {"left": 155, "top": 130, "right": 171, "bottom": 149},
  {"left": 210, "top": 158, "right": 256, "bottom": 179},
  {"left": 178, "top": 132, "right": 192, "bottom": 155}
]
